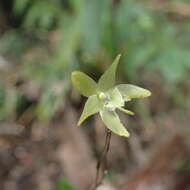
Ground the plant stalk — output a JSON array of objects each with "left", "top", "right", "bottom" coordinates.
[{"left": 91, "top": 129, "right": 112, "bottom": 190}]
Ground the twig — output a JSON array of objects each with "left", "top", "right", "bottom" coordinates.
[{"left": 91, "top": 129, "right": 112, "bottom": 190}]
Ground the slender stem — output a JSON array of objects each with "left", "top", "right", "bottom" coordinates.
[{"left": 91, "top": 129, "right": 112, "bottom": 190}]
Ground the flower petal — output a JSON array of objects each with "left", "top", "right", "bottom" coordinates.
[
  {"left": 78, "top": 95, "right": 101, "bottom": 126},
  {"left": 71, "top": 71, "right": 98, "bottom": 97},
  {"left": 117, "top": 84, "right": 151, "bottom": 101},
  {"left": 98, "top": 54, "right": 121, "bottom": 91},
  {"left": 105, "top": 87, "right": 124, "bottom": 109},
  {"left": 118, "top": 107, "right": 135, "bottom": 115},
  {"left": 100, "top": 109, "right": 130, "bottom": 137}
]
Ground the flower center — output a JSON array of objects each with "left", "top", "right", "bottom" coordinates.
[{"left": 98, "top": 92, "right": 107, "bottom": 100}]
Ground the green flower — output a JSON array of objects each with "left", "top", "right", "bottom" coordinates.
[{"left": 71, "top": 54, "right": 151, "bottom": 137}]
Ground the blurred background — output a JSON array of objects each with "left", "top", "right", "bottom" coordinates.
[{"left": 0, "top": 0, "right": 190, "bottom": 190}]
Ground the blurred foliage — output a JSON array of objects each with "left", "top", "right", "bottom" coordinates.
[
  {"left": 56, "top": 177, "right": 76, "bottom": 190},
  {"left": 175, "top": 159, "right": 190, "bottom": 173},
  {"left": 0, "top": 0, "right": 190, "bottom": 120}
]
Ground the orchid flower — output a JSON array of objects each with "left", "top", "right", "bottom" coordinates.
[{"left": 71, "top": 54, "right": 151, "bottom": 137}]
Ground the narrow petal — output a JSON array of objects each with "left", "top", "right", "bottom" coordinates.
[
  {"left": 100, "top": 109, "right": 130, "bottom": 137},
  {"left": 71, "top": 71, "right": 98, "bottom": 97},
  {"left": 98, "top": 54, "right": 121, "bottom": 91},
  {"left": 78, "top": 95, "right": 101, "bottom": 126},
  {"left": 117, "top": 107, "right": 135, "bottom": 115},
  {"left": 117, "top": 84, "right": 151, "bottom": 101}
]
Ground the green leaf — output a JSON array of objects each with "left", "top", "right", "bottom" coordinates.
[
  {"left": 98, "top": 54, "right": 121, "bottom": 91},
  {"left": 106, "top": 87, "right": 124, "bottom": 109},
  {"left": 100, "top": 109, "right": 130, "bottom": 137},
  {"left": 117, "top": 84, "right": 151, "bottom": 101},
  {"left": 13, "top": 0, "right": 30, "bottom": 15},
  {"left": 56, "top": 177, "right": 76, "bottom": 190},
  {"left": 71, "top": 71, "right": 98, "bottom": 97},
  {"left": 78, "top": 95, "right": 101, "bottom": 125}
]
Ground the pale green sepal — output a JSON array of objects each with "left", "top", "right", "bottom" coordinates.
[
  {"left": 118, "top": 107, "right": 135, "bottom": 115},
  {"left": 71, "top": 71, "right": 98, "bottom": 97},
  {"left": 117, "top": 84, "right": 151, "bottom": 100},
  {"left": 98, "top": 54, "right": 121, "bottom": 91},
  {"left": 100, "top": 109, "right": 130, "bottom": 137},
  {"left": 78, "top": 95, "right": 101, "bottom": 126},
  {"left": 105, "top": 87, "right": 124, "bottom": 109}
]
